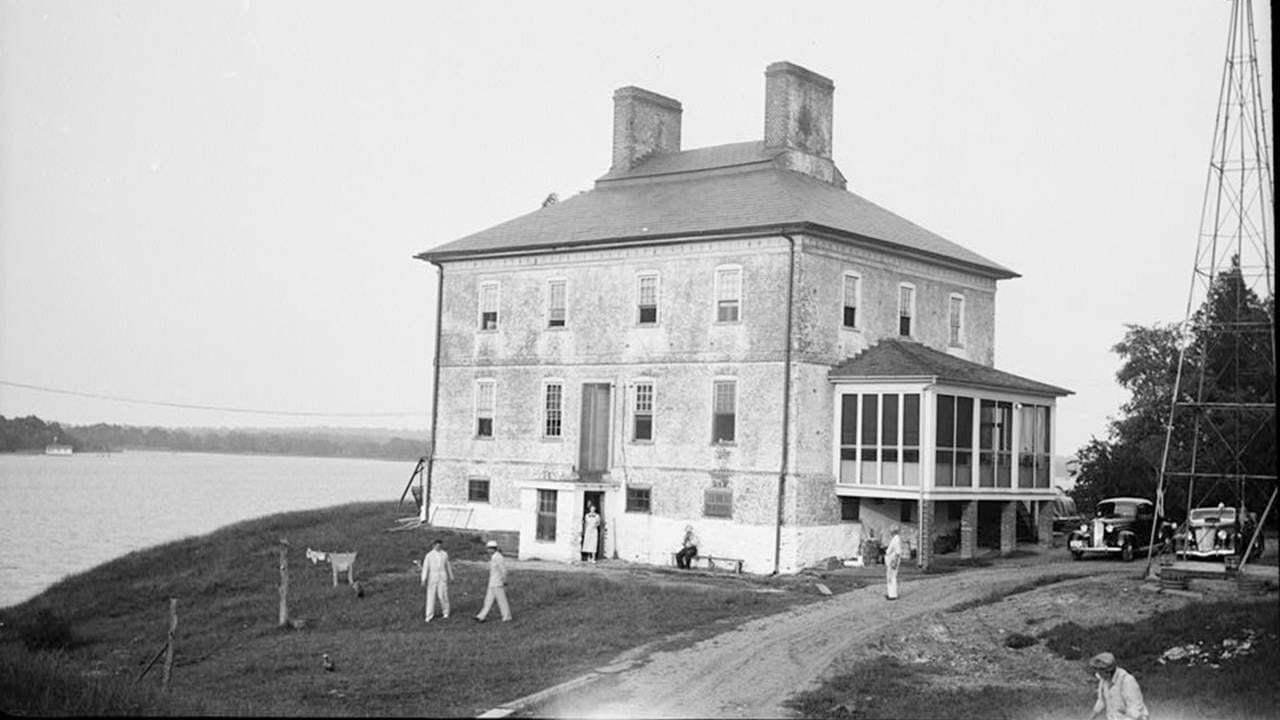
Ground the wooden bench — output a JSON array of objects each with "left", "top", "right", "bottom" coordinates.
[{"left": 671, "top": 553, "right": 744, "bottom": 574}]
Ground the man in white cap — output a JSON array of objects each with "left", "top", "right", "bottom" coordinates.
[
  {"left": 1087, "top": 651, "right": 1148, "bottom": 720},
  {"left": 884, "top": 525, "right": 902, "bottom": 600},
  {"left": 474, "top": 540, "right": 511, "bottom": 623}
]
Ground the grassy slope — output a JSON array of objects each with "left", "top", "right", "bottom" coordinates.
[
  {"left": 787, "top": 593, "right": 1279, "bottom": 720},
  {"left": 0, "top": 502, "right": 839, "bottom": 717}
]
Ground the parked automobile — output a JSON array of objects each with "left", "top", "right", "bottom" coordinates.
[
  {"left": 1171, "top": 503, "right": 1263, "bottom": 562},
  {"left": 1051, "top": 491, "right": 1086, "bottom": 534},
  {"left": 1068, "top": 497, "right": 1172, "bottom": 562}
]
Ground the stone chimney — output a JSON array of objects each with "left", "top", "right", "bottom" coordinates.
[
  {"left": 611, "top": 86, "right": 682, "bottom": 173},
  {"left": 763, "top": 61, "right": 844, "bottom": 187}
]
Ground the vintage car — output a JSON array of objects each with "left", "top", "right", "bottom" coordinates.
[
  {"left": 1051, "top": 491, "right": 1086, "bottom": 534},
  {"left": 1068, "top": 497, "right": 1171, "bottom": 561},
  {"left": 1171, "top": 504, "right": 1263, "bottom": 562}
]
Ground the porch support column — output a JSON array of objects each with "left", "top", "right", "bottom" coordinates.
[
  {"left": 917, "top": 499, "right": 935, "bottom": 570},
  {"left": 1036, "top": 500, "right": 1055, "bottom": 549},
  {"left": 960, "top": 500, "right": 977, "bottom": 560},
  {"left": 999, "top": 501, "right": 1017, "bottom": 557}
]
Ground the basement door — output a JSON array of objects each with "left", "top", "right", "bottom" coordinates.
[{"left": 578, "top": 383, "right": 611, "bottom": 481}]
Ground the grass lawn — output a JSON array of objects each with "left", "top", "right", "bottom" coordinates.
[
  {"left": 786, "top": 597, "right": 1279, "bottom": 720},
  {"left": 0, "top": 502, "right": 847, "bottom": 716}
]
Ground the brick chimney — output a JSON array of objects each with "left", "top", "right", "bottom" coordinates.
[
  {"left": 611, "top": 86, "right": 682, "bottom": 173},
  {"left": 763, "top": 61, "right": 844, "bottom": 188}
]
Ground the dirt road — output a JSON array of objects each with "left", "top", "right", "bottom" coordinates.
[{"left": 531, "top": 559, "right": 1135, "bottom": 719}]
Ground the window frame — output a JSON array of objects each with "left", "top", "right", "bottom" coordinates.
[
  {"left": 478, "top": 281, "right": 500, "bottom": 331},
  {"left": 842, "top": 271, "right": 862, "bottom": 330},
  {"left": 704, "top": 486, "right": 733, "bottom": 518},
  {"left": 625, "top": 486, "right": 652, "bottom": 514},
  {"left": 714, "top": 265, "right": 743, "bottom": 323},
  {"left": 711, "top": 378, "right": 737, "bottom": 445},
  {"left": 547, "top": 279, "right": 568, "bottom": 329},
  {"left": 474, "top": 379, "right": 496, "bottom": 439},
  {"left": 948, "top": 293, "right": 965, "bottom": 347},
  {"left": 535, "top": 489, "right": 557, "bottom": 542},
  {"left": 632, "top": 379, "right": 655, "bottom": 442},
  {"left": 467, "top": 477, "right": 491, "bottom": 503},
  {"left": 542, "top": 380, "right": 564, "bottom": 439},
  {"left": 636, "top": 272, "right": 659, "bottom": 326},
  {"left": 898, "top": 283, "right": 916, "bottom": 337}
]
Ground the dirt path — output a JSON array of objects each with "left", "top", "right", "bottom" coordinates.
[{"left": 532, "top": 559, "right": 1134, "bottom": 719}]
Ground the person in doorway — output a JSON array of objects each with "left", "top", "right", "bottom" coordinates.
[
  {"left": 676, "top": 525, "right": 699, "bottom": 569},
  {"left": 884, "top": 525, "right": 902, "bottom": 600},
  {"left": 420, "top": 538, "right": 454, "bottom": 622},
  {"left": 582, "top": 504, "right": 602, "bottom": 564},
  {"left": 474, "top": 540, "right": 511, "bottom": 623},
  {"left": 1087, "top": 652, "right": 1149, "bottom": 720}
]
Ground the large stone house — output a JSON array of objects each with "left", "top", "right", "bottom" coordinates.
[{"left": 415, "top": 61, "right": 1071, "bottom": 573}]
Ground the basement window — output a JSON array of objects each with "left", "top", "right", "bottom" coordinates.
[
  {"left": 626, "top": 487, "right": 652, "bottom": 513},
  {"left": 468, "top": 478, "right": 490, "bottom": 503},
  {"left": 704, "top": 487, "right": 732, "bottom": 518}
]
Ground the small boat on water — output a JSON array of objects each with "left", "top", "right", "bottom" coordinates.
[{"left": 44, "top": 444, "right": 73, "bottom": 456}]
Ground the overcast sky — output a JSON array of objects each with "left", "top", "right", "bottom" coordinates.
[{"left": 0, "top": 1, "right": 1271, "bottom": 455}]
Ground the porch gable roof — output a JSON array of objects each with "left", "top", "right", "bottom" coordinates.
[{"left": 828, "top": 340, "right": 1073, "bottom": 398}]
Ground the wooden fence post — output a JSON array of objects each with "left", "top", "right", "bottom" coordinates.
[
  {"left": 161, "top": 598, "right": 177, "bottom": 689},
  {"left": 278, "top": 539, "right": 291, "bottom": 627}
]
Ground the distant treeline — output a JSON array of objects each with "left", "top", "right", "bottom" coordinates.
[{"left": 0, "top": 415, "right": 430, "bottom": 461}]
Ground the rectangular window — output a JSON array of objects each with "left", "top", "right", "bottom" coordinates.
[
  {"left": 842, "top": 273, "right": 860, "bottom": 329},
  {"left": 547, "top": 280, "right": 567, "bottom": 328},
  {"left": 475, "top": 380, "right": 495, "bottom": 438},
  {"left": 704, "top": 487, "right": 733, "bottom": 518},
  {"left": 626, "top": 487, "right": 652, "bottom": 513},
  {"left": 840, "top": 496, "right": 861, "bottom": 522},
  {"left": 898, "top": 284, "right": 915, "bottom": 337},
  {"left": 543, "top": 382, "right": 563, "bottom": 438},
  {"left": 536, "top": 489, "right": 557, "bottom": 541},
  {"left": 948, "top": 294, "right": 965, "bottom": 346},
  {"left": 860, "top": 393, "right": 879, "bottom": 483},
  {"left": 712, "top": 380, "right": 736, "bottom": 443},
  {"left": 902, "top": 394, "right": 921, "bottom": 484},
  {"left": 637, "top": 274, "right": 658, "bottom": 325},
  {"left": 467, "top": 478, "right": 490, "bottom": 503},
  {"left": 935, "top": 394, "right": 974, "bottom": 487},
  {"left": 979, "top": 400, "right": 1014, "bottom": 487},
  {"left": 479, "top": 282, "right": 499, "bottom": 330},
  {"left": 1018, "top": 404, "right": 1053, "bottom": 489},
  {"left": 715, "top": 267, "right": 741, "bottom": 322},
  {"left": 633, "top": 381, "right": 654, "bottom": 441}
]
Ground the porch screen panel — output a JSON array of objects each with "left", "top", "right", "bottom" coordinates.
[
  {"left": 1018, "top": 405, "right": 1036, "bottom": 488},
  {"left": 1035, "top": 406, "right": 1051, "bottom": 487},
  {"left": 955, "top": 396, "right": 974, "bottom": 487},
  {"left": 935, "top": 394, "right": 954, "bottom": 486},
  {"left": 881, "top": 394, "right": 899, "bottom": 484},
  {"left": 839, "top": 394, "right": 858, "bottom": 483},
  {"left": 979, "top": 400, "right": 1013, "bottom": 487},
  {"left": 902, "top": 394, "right": 921, "bottom": 485},
  {"left": 860, "top": 394, "right": 879, "bottom": 484}
]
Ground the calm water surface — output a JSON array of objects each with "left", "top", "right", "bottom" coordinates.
[{"left": 0, "top": 451, "right": 415, "bottom": 608}]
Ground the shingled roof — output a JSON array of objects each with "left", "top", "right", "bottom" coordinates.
[
  {"left": 416, "top": 141, "right": 1017, "bottom": 279},
  {"left": 829, "top": 339, "right": 1072, "bottom": 397}
]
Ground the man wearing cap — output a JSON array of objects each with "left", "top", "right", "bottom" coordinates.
[
  {"left": 1088, "top": 652, "right": 1148, "bottom": 720},
  {"left": 420, "top": 538, "right": 454, "bottom": 622},
  {"left": 474, "top": 540, "right": 511, "bottom": 623},
  {"left": 884, "top": 525, "right": 902, "bottom": 600}
]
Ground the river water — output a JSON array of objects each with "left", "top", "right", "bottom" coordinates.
[{"left": 0, "top": 451, "right": 417, "bottom": 608}]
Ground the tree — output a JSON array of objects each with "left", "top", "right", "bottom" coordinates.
[{"left": 1073, "top": 260, "right": 1275, "bottom": 519}]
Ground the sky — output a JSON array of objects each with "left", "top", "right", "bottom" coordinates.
[{"left": 0, "top": 1, "right": 1272, "bottom": 455}]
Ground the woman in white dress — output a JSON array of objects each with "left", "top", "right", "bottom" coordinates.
[
  {"left": 885, "top": 525, "right": 902, "bottom": 600},
  {"left": 582, "top": 504, "right": 601, "bottom": 564}
]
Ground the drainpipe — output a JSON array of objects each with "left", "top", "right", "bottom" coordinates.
[
  {"left": 422, "top": 260, "right": 445, "bottom": 522},
  {"left": 773, "top": 234, "right": 797, "bottom": 574}
]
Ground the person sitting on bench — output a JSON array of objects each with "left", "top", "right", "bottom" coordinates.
[{"left": 676, "top": 525, "right": 699, "bottom": 569}]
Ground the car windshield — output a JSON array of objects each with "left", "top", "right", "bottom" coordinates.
[
  {"left": 1189, "top": 507, "right": 1236, "bottom": 525},
  {"left": 1098, "top": 501, "right": 1140, "bottom": 519}
]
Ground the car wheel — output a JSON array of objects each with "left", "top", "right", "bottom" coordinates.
[
  {"left": 1072, "top": 551, "right": 1083, "bottom": 561},
  {"left": 1121, "top": 544, "right": 1134, "bottom": 562}
]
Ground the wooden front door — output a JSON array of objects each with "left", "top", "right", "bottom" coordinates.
[{"left": 578, "top": 383, "right": 611, "bottom": 481}]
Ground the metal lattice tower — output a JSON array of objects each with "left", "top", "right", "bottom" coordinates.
[{"left": 1148, "top": 0, "right": 1275, "bottom": 571}]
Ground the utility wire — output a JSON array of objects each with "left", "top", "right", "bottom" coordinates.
[{"left": 0, "top": 380, "right": 425, "bottom": 418}]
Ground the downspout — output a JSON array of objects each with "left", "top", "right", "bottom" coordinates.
[
  {"left": 773, "top": 234, "right": 797, "bottom": 574},
  {"left": 422, "top": 260, "right": 445, "bottom": 522}
]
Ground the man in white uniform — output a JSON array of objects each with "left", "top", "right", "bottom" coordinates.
[
  {"left": 884, "top": 525, "right": 902, "bottom": 600},
  {"left": 474, "top": 540, "right": 511, "bottom": 623},
  {"left": 420, "top": 538, "right": 454, "bottom": 622}
]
